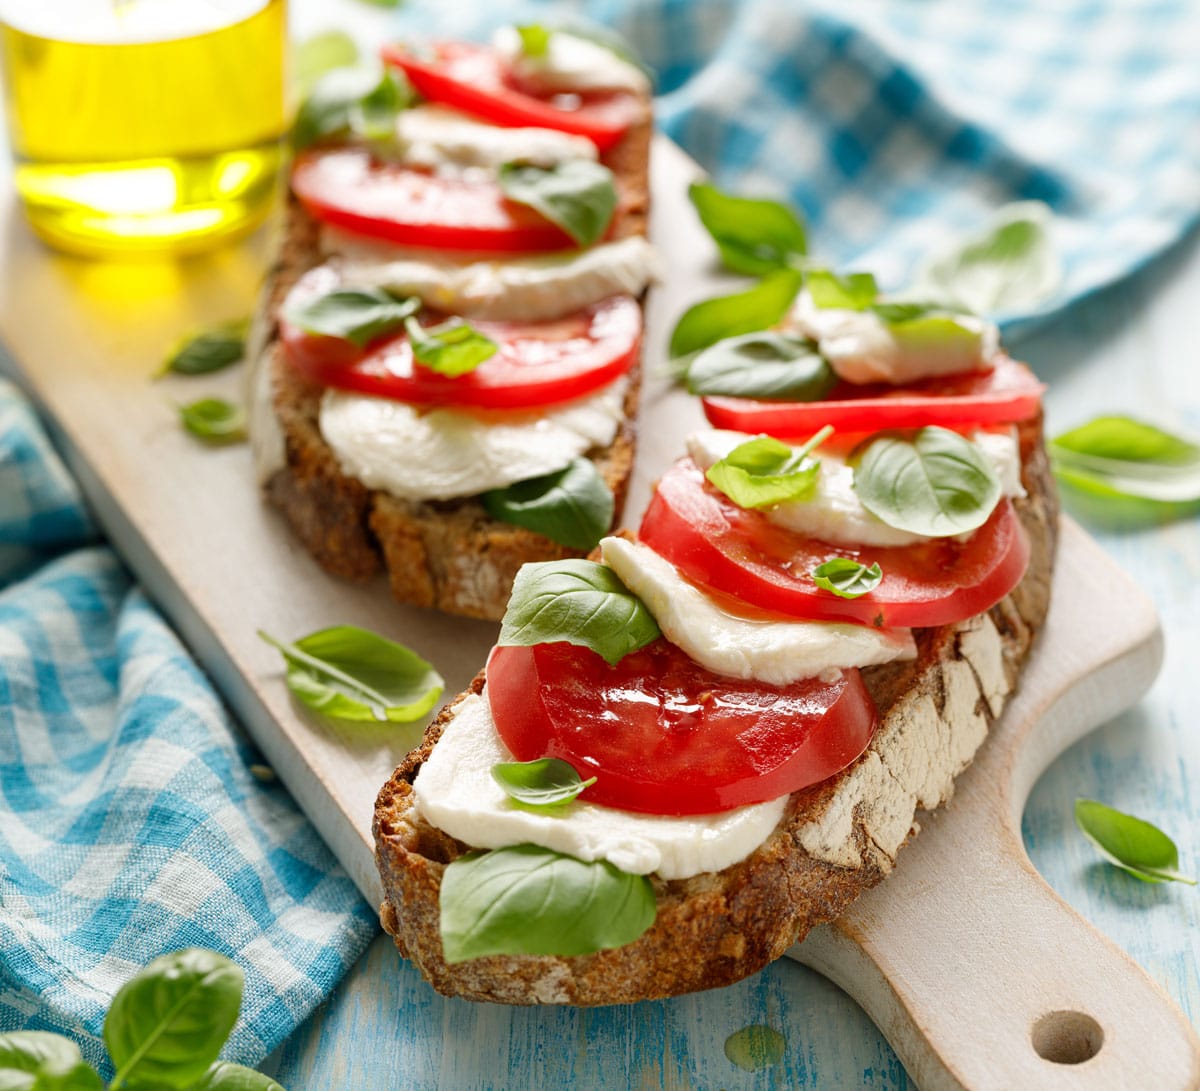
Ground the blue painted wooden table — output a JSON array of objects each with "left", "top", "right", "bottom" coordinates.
[{"left": 255, "top": 206, "right": 1200, "bottom": 1091}]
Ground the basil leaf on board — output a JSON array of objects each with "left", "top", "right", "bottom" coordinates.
[
  {"left": 516, "top": 24, "right": 551, "bottom": 56},
  {"left": 293, "top": 66, "right": 411, "bottom": 151},
  {"left": 1074, "top": 799, "right": 1196, "bottom": 885},
  {"left": 807, "top": 269, "right": 878, "bottom": 311},
  {"left": 499, "top": 559, "right": 660, "bottom": 666},
  {"left": 439, "top": 844, "right": 656, "bottom": 962},
  {"left": 491, "top": 758, "right": 597, "bottom": 810},
  {"left": 916, "top": 201, "right": 1061, "bottom": 315},
  {"left": 104, "top": 949, "right": 243, "bottom": 1091},
  {"left": 498, "top": 160, "right": 618, "bottom": 248},
  {"left": 178, "top": 398, "right": 247, "bottom": 445},
  {"left": 670, "top": 268, "right": 804, "bottom": 359},
  {"left": 284, "top": 287, "right": 419, "bottom": 347},
  {"left": 705, "top": 428, "right": 831, "bottom": 510},
  {"left": 189, "top": 1063, "right": 286, "bottom": 1091},
  {"left": 404, "top": 316, "right": 497, "bottom": 376},
  {"left": 0, "top": 1031, "right": 103, "bottom": 1091},
  {"left": 853, "top": 426, "right": 1001, "bottom": 537},
  {"left": 688, "top": 183, "right": 807, "bottom": 275},
  {"left": 482, "top": 458, "right": 614, "bottom": 551},
  {"left": 294, "top": 30, "right": 360, "bottom": 98},
  {"left": 1050, "top": 417, "right": 1200, "bottom": 504},
  {"left": 160, "top": 319, "right": 248, "bottom": 377},
  {"left": 811, "top": 558, "right": 883, "bottom": 599},
  {"left": 684, "top": 331, "right": 836, "bottom": 402},
  {"left": 258, "top": 626, "right": 443, "bottom": 724}
]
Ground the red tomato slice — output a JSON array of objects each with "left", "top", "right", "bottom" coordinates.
[
  {"left": 382, "top": 42, "right": 644, "bottom": 152},
  {"left": 281, "top": 293, "right": 642, "bottom": 411},
  {"left": 486, "top": 640, "right": 877, "bottom": 816},
  {"left": 291, "top": 147, "right": 579, "bottom": 253},
  {"left": 639, "top": 459, "right": 1030, "bottom": 629},
  {"left": 702, "top": 355, "right": 1045, "bottom": 437}
]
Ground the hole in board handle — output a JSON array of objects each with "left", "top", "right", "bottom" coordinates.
[{"left": 1031, "top": 1010, "right": 1105, "bottom": 1065}]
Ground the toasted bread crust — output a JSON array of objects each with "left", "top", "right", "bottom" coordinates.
[
  {"left": 373, "top": 415, "right": 1058, "bottom": 1005},
  {"left": 255, "top": 103, "right": 653, "bottom": 619}
]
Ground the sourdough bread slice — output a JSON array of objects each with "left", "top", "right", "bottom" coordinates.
[
  {"left": 250, "top": 99, "right": 653, "bottom": 620},
  {"left": 372, "top": 415, "right": 1058, "bottom": 1005}
]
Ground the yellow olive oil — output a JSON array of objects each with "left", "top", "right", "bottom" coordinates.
[{"left": 0, "top": 0, "right": 286, "bottom": 256}]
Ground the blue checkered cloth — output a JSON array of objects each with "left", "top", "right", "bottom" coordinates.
[
  {"left": 398, "top": 0, "right": 1200, "bottom": 337},
  {"left": 0, "top": 381, "right": 376, "bottom": 1074}
]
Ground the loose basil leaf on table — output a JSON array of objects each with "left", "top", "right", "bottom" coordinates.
[
  {"left": 1050, "top": 416, "right": 1200, "bottom": 504},
  {"left": 724, "top": 1025, "right": 788, "bottom": 1073},
  {"left": 492, "top": 758, "right": 597, "bottom": 810},
  {"left": 811, "top": 558, "right": 883, "bottom": 599},
  {"left": 0, "top": 1030, "right": 104, "bottom": 1091},
  {"left": 105, "top": 949, "right": 243, "bottom": 1091},
  {"left": 706, "top": 428, "right": 831, "bottom": 510},
  {"left": 404, "top": 316, "right": 498, "bottom": 376},
  {"left": 439, "top": 844, "right": 656, "bottom": 962},
  {"left": 258, "top": 626, "right": 444, "bottom": 723},
  {"left": 179, "top": 398, "right": 247, "bottom": 445},
  {"left": 190, "top": 1062, "right": 287, "bottom": 1091},
  {"left": 684, "top": 331, "right": 837, "bottom": 402},
  {"left": 293, "top": 30, "right": 360, "bottom": 97},
  {"left": 499, "top": 559, "right": 660, "bottom": 665},
  {"left": 853, "top": 426, "right": 1001, "bottom": 537},
  {"left": 1074, "top": 799, "right": 1196, "bottom": 885},
  {"left": 670, "top": 268, "right": 804, "bottom": 359},
  {"left": 483, "top": 458, "right": 614, "bottom": 551},
  {"left": 160, "top": 319, "right": 249, "bottom": 377},
  {"left": 284, "top": 287, "right": 419, "bottom": 346},
  {"left": 498, "top": 159, "right": 618, "bottom": 248},
  {"left": 806, "top": 268, "right": 878, "bottom": 310},
  {"left": 293, "top": 66, "right": 412, "bottom": 151},
  {"left": 687, "top": 183, "right": 808, "bottom": 276}
]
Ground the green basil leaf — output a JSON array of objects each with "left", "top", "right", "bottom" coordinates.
[
  {"left": 516, "top": 24, "right": 551, "bottom": 56},
  {"left": 178, "top": 398, "right": 247, "bottom": 445},
  {"left": 917, "top": 201, "right": 1061, "bottom": 315},
  {"left": 499, "top": 559, "right": 660, "bottom": 666},
  {"left": 1074, "top": 799, "right": 1196, "bottom": 885},
  {"left": 853, "top": 426, "right": 1001, "bottom": 537},
  {"left": 293, "top": 67, "right": 411, "bottom": 151},
  {"left": 1053, "top": 416, "right": 1200, "bottom": 466},
  {"left": 807, "top": 269, "right": 878, "bottom": 311},
  {"left": 685, "top": 331, "right": 836, "bottom": 402},
  {"left": 160, "top": 319, "right": 248, "bottom": 378},
  {"left": 293, "top": 31, "right": 360, "bottom": 98},
  {"left": 491, "top": 758, "right": 596, "bottom": 810},
  {"left": 258, "top": 626, "right": 443, "bottom": 724},
  {"left": 284, "top": 287, "right": 419, "bottom": 347},
  {"left": 1050, "top": 417, "right": 1200, "bottom": 504},
  {"left": 811, "top": 558, "right": 883, "bottom": 599},
  {"left": 404, "top": 316, "right": 497, "bottom": 376},
  {"left": 188, "top": 1063, "right": 285, "bottom": 1091},
  {"left": 498, "top": 160, "right": 617, "bottom": 248},
  {"left": 0, "top": 1031, "right": 102, "bottom": 1091},
  {"left": 705, "top": 428, "right": 830, "bottom": 510},
  {"left": 482, "top": 458, "right": 614, "bottom": 551},
  {"left": 670, "top": 268, "right": 804, "bottom": 359},
  {"left": 105, "top": 949, "right": 243, "bottom": 1091},
  {"left": 688, "top": 183, "right": 807, "bottom": 275},
  {"left": 724, "top": 1025, "right": 788, "bottom": 1072},
  {"left": 440, "top": 844, "right": 656, "bottom": 962}
]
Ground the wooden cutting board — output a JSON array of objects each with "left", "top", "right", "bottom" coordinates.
[{"left": 2, "top": 136, "right": 1196, "bottom": 1090}]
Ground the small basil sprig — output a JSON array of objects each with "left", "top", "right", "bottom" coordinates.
[
  {"left": 0, "top": 1031, "right": 103, "bottom": 1089},
  {"left": 258, "top": 626, "right": 443, "bottom": 723},
  {"left": 404, "top": 316, "right": 497, "bottom": 376},
  {"left": 811, "top": 558, "right": 883, "bottom": 599},
  {"left": 160, "top": 319, "right": 248, "bottom": 377},
  {"left": 483, "top": 458, "right": 614, "bottom": 551},
  {"left": 284, "top": 287, "right": 419, "bottom": 347},
  {"left": 179, "top": 398, "right": 247, "bottom": 445},
  {"left": 685, "top": 331, "right": 836, "bottom": 402},
  {"left": 498, "top": 160, "right": 618, "bottom": 248},
  {"left": 294, "top": 30, "right": 360, "bottom": 97},
  {"left": 439, "top": 844, "right": 656, "bottom": 963},
  {"left": 807, "top": 268, "right": 878, "bottom": 310},
  {"left": 670, "top": 268, "right": 803, "bottom": 359},
  {"left": 706, "top": 427, "right": 832, "bottom": 510},
  {"left": 499, "top": 559, "right": 660, "bottom": 665},
  {"left": 1074, "top": 799, "right": 1196, "bottom": 886},
  {"left": 492, "top": 758, "right": 597, "bottom": 810},
  {"left": 853, "top": 426, "right": 1001, "bottom": 537},
  {"left": 293, "top": 66, "right": 411, "bottom": 151},
  {"left": 688, "top": 183, "right": 808, "bottom": 276}
]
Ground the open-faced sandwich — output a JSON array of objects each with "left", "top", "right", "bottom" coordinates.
[{"left": 247, "top": 25, "right": 658, "bottom": 619}]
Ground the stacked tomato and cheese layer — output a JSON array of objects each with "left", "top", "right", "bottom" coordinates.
[{"left": 262, "top": 29, "right": 660, "bottom": 512}]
